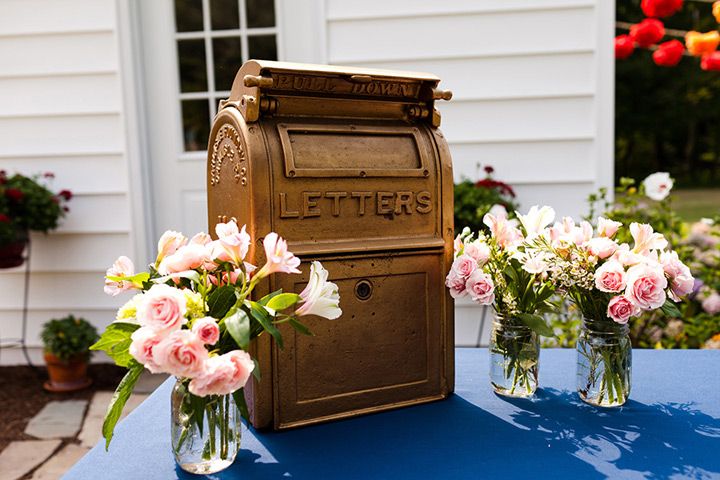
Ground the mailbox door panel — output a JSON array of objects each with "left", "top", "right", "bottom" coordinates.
[{"left": 272, "top": 251, "right": 450, "bottom": 429}]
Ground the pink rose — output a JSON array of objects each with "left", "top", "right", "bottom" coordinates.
[
  {"left": 156, "top": 230, "right": 187, "bottom": 263},
  {"left": 464, "top": 241, "right": 491, "bottom": 265},
  {"left": 192, "top": 317, "right": 220, "bottom": 345},
  {"left": 452, "top": 254, "right": 477, "bottom": 279},
  {"left": 136, "top": 284, "right": 188, "bottom": 333},
  {"left": 586, "top": 237, "right": 619, "bottom": 259},
  {"left": 465, "top": 269, "right": 495, "bottom": 305},
  {"left": 158, "top": 243, "right": 211, "bottom": 275},
  {"left": 257, "top": 232, "right": 301, "bottom": 276},
  {"left": 128, "top": 327, "right": 163, "bottom": 373},
  {"left": 594, "top": 261, "right": 627, "bottom": 293},
  {"left": 702, "top": 292, "right": 720, "bottom": 315},
  {"left": 445, "top": 270, "right": 468, "bottom": 299},
  {"left": 104, "top": 256, "right": 138, "bottom": 296},
  {"left": 153, "top": 330, "right": 207, "bottom": 379},
  {"left": 660, "top": 251, "right": 694, "bottom": 300},
  {"left": 188, "top": 350, "right": 255, "bottom": 397},
  {"left": 607, "top": 295, "right": 640, "bottom": 324},
  {"left": 597, "top": 217, "right": 622, "bottom": 238},
  {"left": 213, "top": 221, "right": 251, "bottom": 266},
  {"left": 625, "top": 263, "right": 668, "bottom": 310}
]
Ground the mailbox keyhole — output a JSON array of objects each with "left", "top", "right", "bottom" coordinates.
[{"left": 355, "top": 280, "right": 373, "bottom": 301}]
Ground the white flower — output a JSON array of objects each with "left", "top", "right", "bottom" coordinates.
[
  {"left": 517, "top": 205, "right": 555, "bottom": 239},
  {"left": 115, "top": 294, "right": 144, "bottom": 323},
  {"left": 295, "top": 261, "right": 342, "bottom": 320},
  {"left": 642, "top": 172, "right": 673, "bottom": 201},
  {"left": 522, "top": 253, "right": 550, "bottom": 275}
]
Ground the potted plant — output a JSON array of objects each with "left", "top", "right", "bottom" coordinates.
[
  {"left": 0, "top": 170, "right": 71, "bottom": 268},
  {"left": 41, "top": 315, "right": 99, "bottom": 392}
]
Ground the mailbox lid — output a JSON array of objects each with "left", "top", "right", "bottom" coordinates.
[{"left": 261, "top": 117, "right": 448, "bottom": 255}]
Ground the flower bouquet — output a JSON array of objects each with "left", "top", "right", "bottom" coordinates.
[
  {"left": 528, "top": 217, "right": 693, "bottom": 406},
  {"left": 92, "top": 220, "right": 341, "bottom": 474},
  {"left": 447, "top": 206, "right": 556, "bottom": 397}
]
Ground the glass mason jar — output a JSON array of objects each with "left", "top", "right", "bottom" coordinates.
[
  {"left": 489, "top": 318, "right": 540, "bottom": 398},
  {"left": 171, "top": 379, "right": 241, "bottom": 474},
  {"left": 576, "top": 318, "right": 632, "bottom": 407}
]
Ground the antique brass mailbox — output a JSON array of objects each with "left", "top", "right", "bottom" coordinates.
[{"left": 206, "top": 60, "right": 455, "bottom": 429}]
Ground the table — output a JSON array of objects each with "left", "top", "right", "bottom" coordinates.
[{"left": 66, "top": 349, "right": 720, "bottom": 479}]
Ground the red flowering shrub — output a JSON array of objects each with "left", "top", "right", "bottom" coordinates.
[
  {"left": 454, "top": 166, "right": 519, "bottom": 236},
  {"left": 701, "top": 51, "right": 720, "bottom": 71},
  {"left": 653, "top": 40, "right": 685, "bottom": 66},
  {"left": 641, "top": 0, "right": 683, "bottom": 18},
  {"left": 630, "top": 19, "right": 665, "bottom": 48},
  {"left": 615, "top": 35, "right": 635, "bottom": 59}
]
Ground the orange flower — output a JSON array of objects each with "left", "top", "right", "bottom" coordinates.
[
  {"left": 714, "top": 2, "right": 720, "bottom": 23},
  {"left": 685, "top": 31, "right": 720, "bottom": 57}
]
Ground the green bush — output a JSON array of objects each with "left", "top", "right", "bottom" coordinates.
[
  {"left": 41, "top": 315, "right": 99, "bottom": 361},
  {"left": 454, "top": 165, "right": 519, "bottom": 236}
]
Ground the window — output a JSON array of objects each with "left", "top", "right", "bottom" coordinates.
[{"left": 173, "top": 0, "right": 279, "bottom": 152}]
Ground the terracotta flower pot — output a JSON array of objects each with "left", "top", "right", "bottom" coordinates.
[
  {"left": 43, "top": 352, "right": 92, "bottom": 392},
  {"left": 0, "top": 229, "right": 28, "bottom": 269}
]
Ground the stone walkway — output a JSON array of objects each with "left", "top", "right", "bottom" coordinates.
[{"left": 0, "top": 372, "right": 167, "bottom": 480}]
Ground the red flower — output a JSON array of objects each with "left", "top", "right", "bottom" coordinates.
[
  {"left": 484, "top": 165, "right": 495, "bottom": 174},
  {"left": 615, "top": 35, "right": 635, "bottom": 59},
  {"left": 44, "top": 172, "right": 55, "bottom": 178},
  {"left": 630, "top": 19, "right": 665, "bottom": 48},
  {"left": 475, "top": 178, "right": 516, "bottom": 197},
  {"left": 641, "top": 0, "right": 683, "bottom": 18},
  {"left": 653, "top": 40, "right": 684, "bottom": 66},
  {"left": 0, "top": 214, "right": 10, "bottom": 223},
  {"left": 5, "top": 188, "right": 23, "bottom": 202},
  {"left": 701, "top": 51, "right": 720, "bottom": 71},
  {"left": 59, "top": 189, "right": 73, "bottom": 201}
]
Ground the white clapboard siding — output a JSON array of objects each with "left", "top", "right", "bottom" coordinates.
[{"left": 0, "top": 0, "right": 139, "bottom": 362}]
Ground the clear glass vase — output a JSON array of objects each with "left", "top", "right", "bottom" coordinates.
[
  {"left": 489, "top": 318, "right": 540, "bottom": 398},
  {"left": 576, "top": 318, "right": 632, "bottom": 407},
  {"left": 171, "top": 379, "right": 241, "bottom": 474}
]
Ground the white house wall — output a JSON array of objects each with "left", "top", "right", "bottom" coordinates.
[{"left": 0, "top": 0, "right": 136, "bottom": 364}]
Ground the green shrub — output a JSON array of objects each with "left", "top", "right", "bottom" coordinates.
[{"left": 41, "top": 315, "right": 99, "bottom": 361}]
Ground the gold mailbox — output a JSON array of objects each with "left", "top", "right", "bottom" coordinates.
[{"left": 206, "top": 60, "right": 455, "bottom": 429}]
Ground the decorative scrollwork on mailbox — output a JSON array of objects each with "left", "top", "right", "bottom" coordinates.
[{"left": 210, "top": 124, "right": 246, "bottom": 186}]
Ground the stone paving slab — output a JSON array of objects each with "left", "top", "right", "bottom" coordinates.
[
  {"left": 25, "top": 400, "right": 88, "bottom": 439},
  {"left": 0, "top": 440, "right": 61, "bottom": 480},
  {"left": 77, "top": 392, "right": 149, "bottom": 448},
  {"left": 30, "top": 443, "right": 89, "bottom": 480}
]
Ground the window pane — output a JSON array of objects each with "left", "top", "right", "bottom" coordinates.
[
  {"left": 246, "top": 0, "right": 275, "bottom": 28},
  {"left": 177, "top": 39, "right": 208, "bottom": 92},
  {"left": 174, "top": 0, "right": 203, "bottom": 32},
  {"left": 181, "top": 100, "right": 211, "bottom": 151},
  {"left": 248, "top": 35, "right": 277, "bottom": 61},
  {"left": 210, "top": 0, "right": 239, "bottom": 30},
  {"left": 213, "top": 37, "right": 242, "bottom": 90}
]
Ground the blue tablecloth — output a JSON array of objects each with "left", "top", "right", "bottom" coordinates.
[{"left": 66, "top": 349, "right": 720, "bottom": 479}]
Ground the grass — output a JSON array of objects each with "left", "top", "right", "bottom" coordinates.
[{"left": 671, "top": 189, "right": 720, "bottom": 222}]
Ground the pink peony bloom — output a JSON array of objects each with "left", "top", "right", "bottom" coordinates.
[
  {"left": 607, "top": 295, "right": 640, "bottom": 324},
  {"left": 295, "top": 261, "right": 342, "bottom": 320},
  {"left": 586, "top": 237, "right": 619, "bottom": 259},
  {"left": 464, "top": 240, "right": 491, "bottom": 265},
  {"left": 625, "top": 263, "right": 668, "bottom": 310},
  {"left": 630, "top": 223, "right": 668, "bottom": 255},
  {"left": 660, "top": 251, "right": 694, "bottom": 300},
  {"left": 465, "top": 269, "right": 495, "bottom": 305},
  {"left": 595, "top": 261, "right": 627, "bottom": 293},
  {"left": 156, "top": 231, "right": 187, "bottom": 264},
  {"left": 483, "top": 212, "right": 523, "bottom": 248},
  {"left": 153, "top": 330, "right": 207, "bottom": 379},
  {"left": 128, "top": 327, "right": 163, "bottom": 373},
  {"left": 158, "top": 243, "right": 212, "bottom": 275},
  {"left": 597, "top": 217, "right": 622, "bottom": 238},
  {"left": 104, "top": 256, "right": 138, "bottom": 296},
  {"left": 213, "top": 221, "right": 251, "bottom": 266},
  {"left": 702, "top": 292, "right": 720, "bottom": 315},
  {"left": 136, "top": 284, "right": 188, "bottom": 333},
  {"left": 257, "top": 232, "right": 301, "bottom": 276},
  {"left": 188, "top": 350, "right": 254, "bottom": 397},
  {"left": 192, "top": 317, "right": 220, "bottom": 345}
]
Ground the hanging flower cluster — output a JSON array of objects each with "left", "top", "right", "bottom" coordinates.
[{"left": 615, "top": 0, "right": 720, "bottom": 71}]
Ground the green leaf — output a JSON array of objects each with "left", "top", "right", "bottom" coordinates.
[
  {"left": 248, "top": 301, "right": 284, "bottom": 349},
  {"left": 258, "top": 290, "right": 283, "bottom": 306},
  {"left": 207, "top": 285, "right": 237, "bottom": 318},
  {"left": 288, "top": 318, "right": 313, "bottom": 336},
  {"left": 188, "top": 392, "right": 207, "bottom": 434},
  {"left": 90, "top": 322, "right": 139, "bottom": 368},
  {"left": 152, "top": 270, "right": 201, "bottom": 285},
  {"left": 102, "top": 363, "right": 143, "bottom": 450},
  {"left": 517, "top": 313, "right": 554, "bottom": 337},
  {"left": 661, "top": 299, "right": 682, "bottom": 318},
  {"left": 224, "top": 308, "right": 250, "bottom": 348},
  {"left": 106, "top": 272, "right": 150, "bottom": 285},
  {"left": 232, "top": 388, "right": 250, "bottom": 421},
  {"left": 252, "top": 358, "right": 261, "bottom": 382},
  {"left": 266, "top": 293, "right": 301, "bottom": 311}
]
